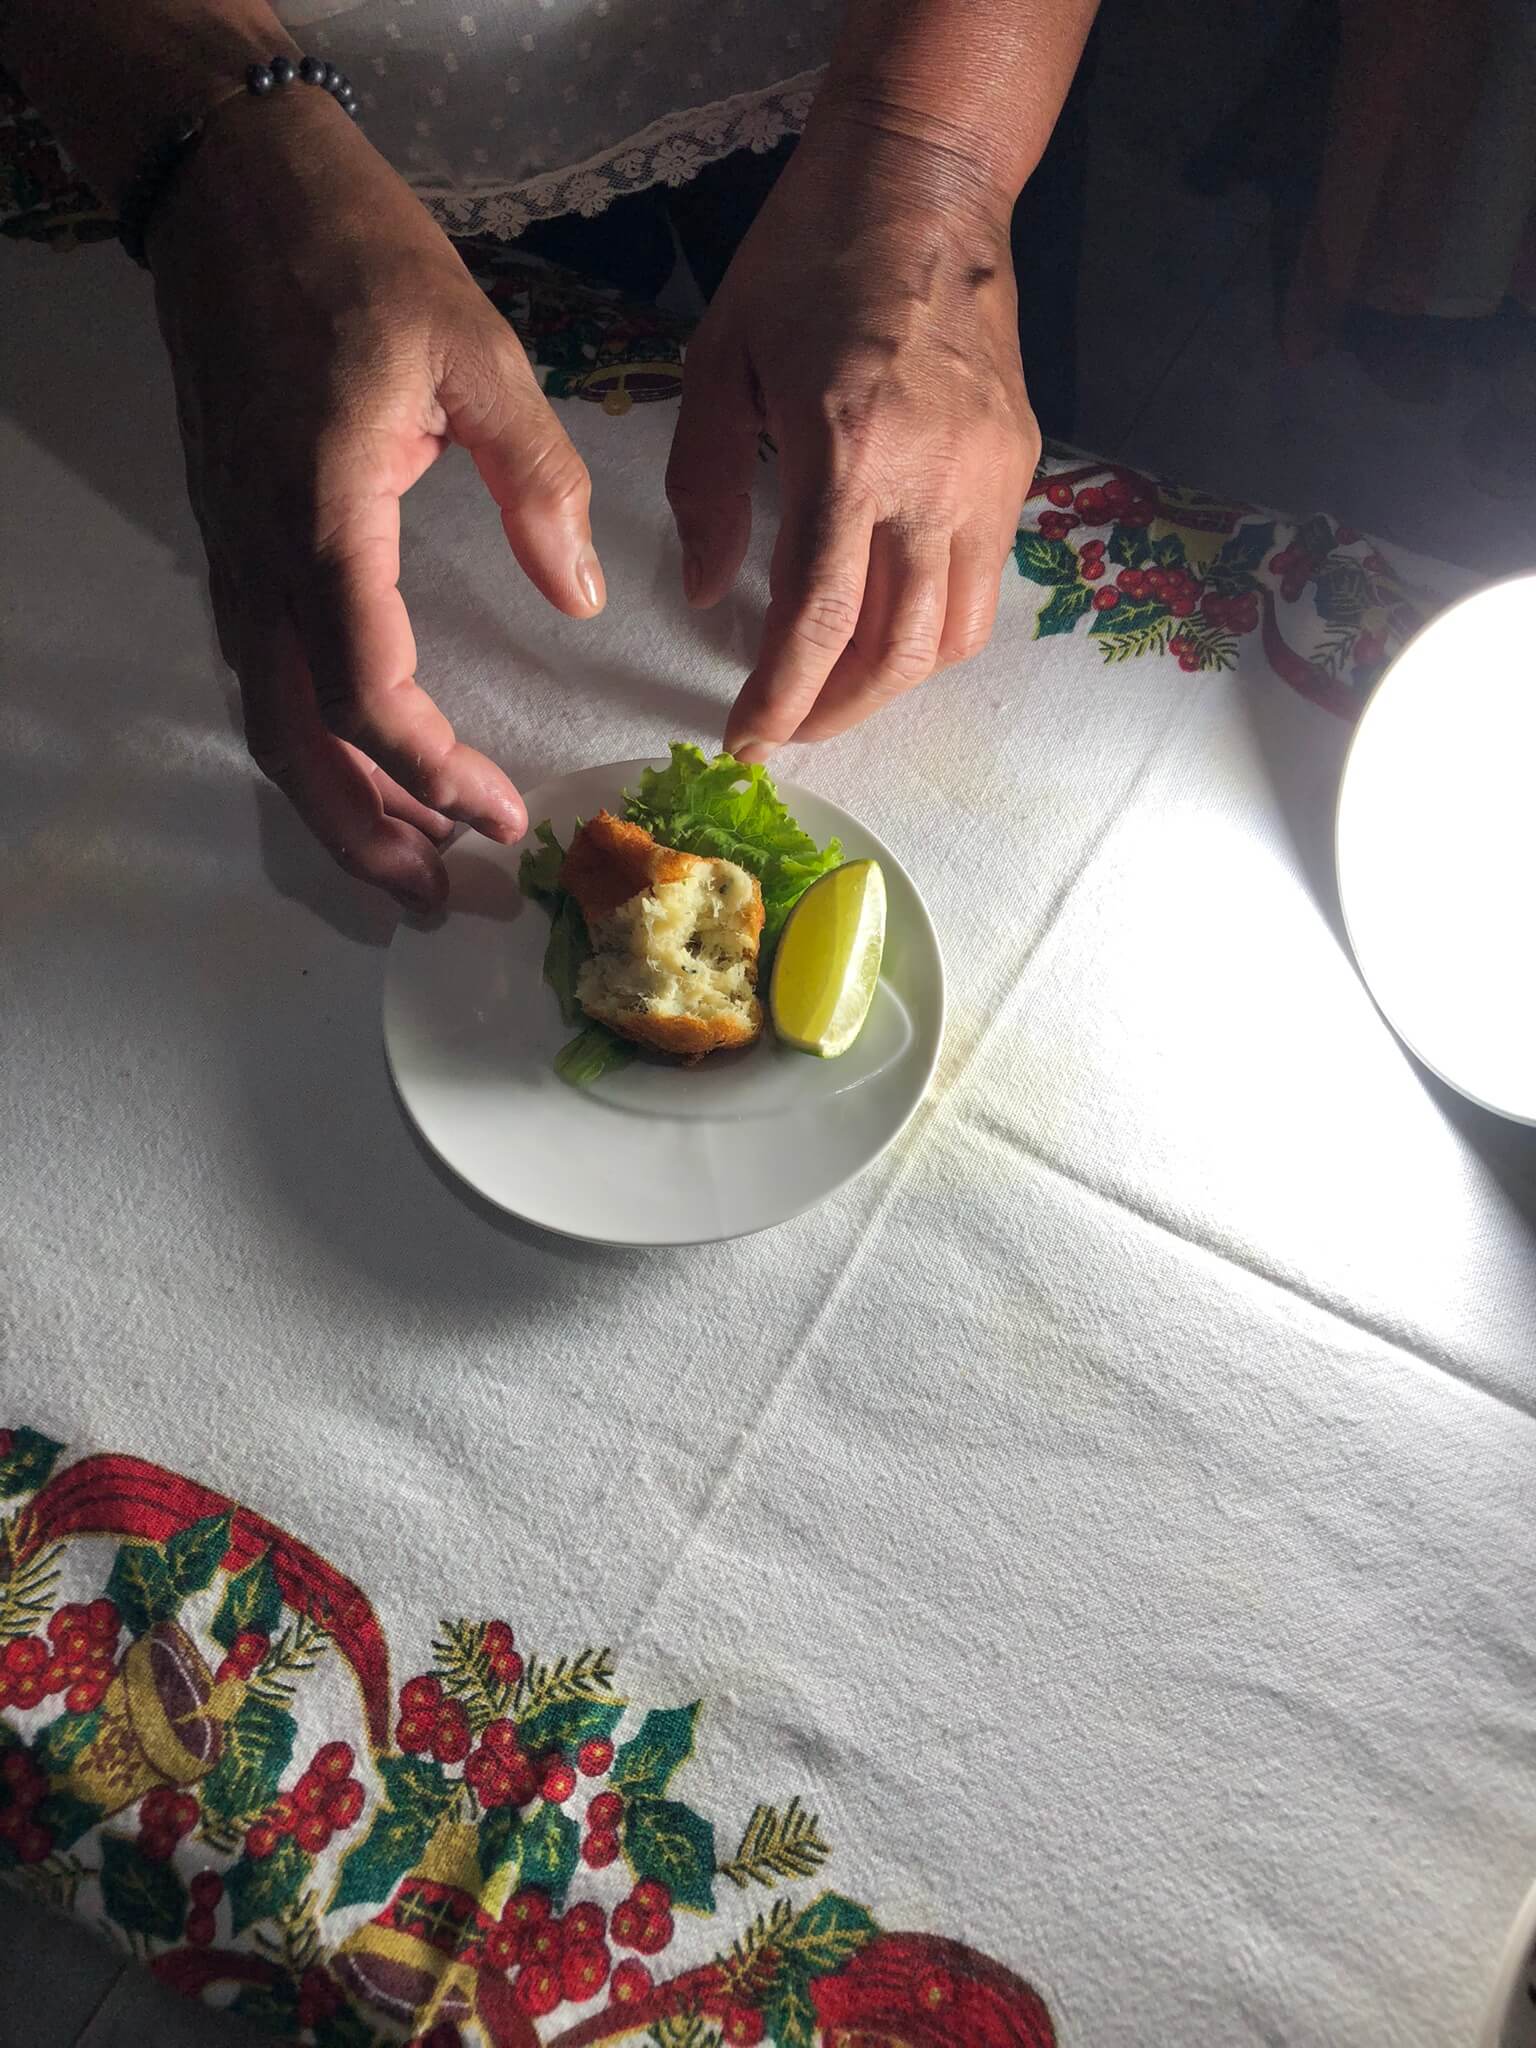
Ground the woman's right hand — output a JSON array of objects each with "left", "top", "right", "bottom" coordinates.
[{"left": 149, "top": 85, "right": 604, "bottom": 910}]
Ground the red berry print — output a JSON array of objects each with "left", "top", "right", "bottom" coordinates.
[
  {"left": 1036, "top": 510, "right": 1077, "bottom": 541},
  {"left": 230, "top": 1632, "right": 268, "bottom": 1675},
  {"left": 482, "top": 1718, "right": 520, "bottom": 1759},
  {"left": 139, "top": 1828, "right": 176, "bottom": 1863},
  {"left": 295, "top": 1812, "right": 332, "bottom": 1854},
  {"left": 482, "top": 1621, "right": 515, "bottom": 1660},
  {"left": 633, "top": 1910, "right": 674, "bottom": 1957},
  {"left": 631, "top": 1879, "right": 671, "bottom": 1915},
  {"left": 514, "top": 1964, "right": 561, "bottom": 2017},
  {"left": 582, "top": 1828, "right": 620, "bottom": 1869},
  {"left": 563, "top": 1901, "right": 606, "bottom": 1946},
  {"left": 312, "top": 1741, "right": 354, "bottom": 1781},
  {"left": 1045, "top": 480, "right": 1074, "bottom": 508},
  {"left": 1081, "top": 558, "right": 1104, "bottom": 581},
  {"left": 485, "top": 1924, "right": 522, "bottom": 1971},
  {"left": 587, "top": 1790, "right": 623, "bottom": 1828},
  {"left": 576, "top": 1738, "right": 614, "bottom": 1778},
  {"left": 268, "top": 1793, "right": 297, "bottom": 1834},
  {"left": 504, "top": 1888, "right": 552, "bottom": 1930},
  {"left": 525, "top": 1919, "right": 564, "bottom": 1966},
  {"left": 396, "top": 1713, "right": 434, "bottom": 1755},
  {"left": 1179, "top": 652, "right": 1200, "bottom": 672},
  {"left": 610, "top": 1958, "right": 653, "bottom": 2005},
  {"left": 189, "top": 1869, "right": 223, "bottom": 1908},
  {"left": 431, "top": 1703, "right": 471, "bottom": 1766},
  {"left": 1073, "top": 486, "right": 1108, "bottom": 522},
  {"left": 562, "top": 1942, "right": 610, "bottom": 2002},
  {"left": 4, "top": 1637, "right": 46, "bottom": 1677},
  {"left": 723, "top": 2006, "right": 767, "bottom": 2046},
  {"left": 245, "top": 1821, "right": 280, "bottom": 1860},
  {"left": 399, "top": 1674, "right": 443, "bottom": 1716},
  {"left": 610, "top": 1900, "right": 644, "bottom": 1950},
  {"left": 1091, "top": 587, "right": 1119, "bottom": 612},
  {"left": 85, "top": 1599, "right": 120, "bottom": 1640},
  {"left": 541, "top": 1759, "right": 577, "bottom": 1804},
  {"left": 293, "top": 1774, "right": 328, "bottom": 1814},
  {"left": 326, "top": 1779, "right": 364, "bottom": 1830},
  {"left": 184, "top": 1907, "right": 217, "bottom": 1947}
]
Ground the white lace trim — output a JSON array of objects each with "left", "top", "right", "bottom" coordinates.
[{"left": 410, "top": 67, "right": 825, "bottom": 240}]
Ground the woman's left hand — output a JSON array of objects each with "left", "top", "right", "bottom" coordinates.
[{"left": 666, "top": 115, "right": 1039, "bottom": 760}]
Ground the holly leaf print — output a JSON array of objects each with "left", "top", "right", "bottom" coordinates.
[
  {"left": 35, "top": 1789, "right": 104, "bottom": 1850},
  {"left": 610, "top": 1703, "right": 700, "bottom": 1800},
  {"left": 166, "top": 1512, "right": 232, "bottom": 1599},
  {"left": 1012, "top": 531, "right": 1078, "bottom": 587},
  {"left": 780, "top": 1891, "right": 878, "bottom": 1975},
  {"left": 198, "top": 1695, "right": 296, "bottom": 1844},
  {"left": 520, "top": 1802, "right": 579, "bottom": 1904},
  {"left": 1108, "top": 524, "right": 1152, "bottom": 569},
  {"left": 1090, "top": 595, "right": 1168, "bottom": 640},
  {"left": 517, "top": 1695, "right": 624, "bottom": 1761},
  {"left": 623, "top": 1795, "right": 716, "bottom": 1913},
  {"left": 328, "top": 1754, "right": 454, "bottom": 1912},
  {"left": 478, "top": 1804, "right": 523, "bottom": 1885},
  {"left": 0, "top": 1429, "right": 64, "bottom": 1500},
  {"left": 31, "top": 1706, "right": 103, "bottom": 1782},
  {"left": 225, "top": 1833, "right": 311, "bottom": 1935},
  {"left": 1034, "top": 584, "right": 1094, "bottom": 639},
  {"left": 211, "top": 1547, "right": 283, "bottom": 1650},
  {"left": 99, "top": 1833, "right": 188, "bottom": 1942},
  {"left": 104, "top": 1542, "right": 177, "bottom": 1638},
  {"left": 1294, "top": 513, "right": 1335, "bottom": 565},
  {"left": 1314, "top": 556, "right": 1372, "bottom": 628},
  {"left": 1148, "top": 532, "right": 1186, "bottom": 569},
  {"left": 1206, "top": 519, "right": 1275, "bottom": 594},
  {"left": 763, "top": 1968, "right": 819, "bottom": 2048}
]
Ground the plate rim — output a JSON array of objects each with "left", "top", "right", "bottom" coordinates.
[
  {"left": 382, "top": 757, "right": 946, "bottom": 1246},
  {"left": 1334, "top": 571, "right": 1536, "bottom": 1128}
]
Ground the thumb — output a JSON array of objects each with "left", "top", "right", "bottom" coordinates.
[
  {"left": 665, "top": 332, "right": 759, "bottom": 609},
  {"left": 442, "top": 320, "right": 605, "bottom": 619}
]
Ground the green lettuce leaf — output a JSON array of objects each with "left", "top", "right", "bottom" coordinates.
[
  {"left": 623, "top": 744, "right": 841, "bottom": 944},
  {"left": 519, "top": 821, "right": 632, "bottom": 1086},
  {"left": 555, "top": 1022, "right": 633, "bottom": 1086}
]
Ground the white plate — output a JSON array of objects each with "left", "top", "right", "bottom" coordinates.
[
  {"left": 383, "top": 760, "right": 945, "bottom": 1245},
  {"left": 1336, "top": 573, "right": 1536, "bottom": 1125},
  {"left": 1480, "top": 1874, "right": 1536, "bottom": 2048}
]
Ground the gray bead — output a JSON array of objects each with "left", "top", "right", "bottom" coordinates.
[
  {"left": 246, "top": 63, "right": 275, "bottom": 95},
  {"left": 299, "top": 55, "right": 325, "bottom": 85},
  {"left": 270, "top": 56, "right": 294, "bottom": 85}
]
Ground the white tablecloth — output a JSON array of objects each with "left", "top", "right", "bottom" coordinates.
[{"left": 3, "top": 239, "right": 1535, "bottom": 2048}]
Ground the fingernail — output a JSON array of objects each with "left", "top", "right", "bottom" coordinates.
[
  {"left": 683, "top": 551, "right": 702, "bottom": 604},
  {"left": 576, "top": 546, "right": 604, "bottom": 613},
  {"left": 732, "top": 736, "right": 770, "bottom": 766}
]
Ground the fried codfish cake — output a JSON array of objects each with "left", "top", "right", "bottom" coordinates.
[{"left": 558, "top": 812, "right": 764, "bottom": 1057}]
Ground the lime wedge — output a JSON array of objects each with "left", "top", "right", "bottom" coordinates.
[{"left": 770, "top": 859, "right": 886, "bottom": 1058}]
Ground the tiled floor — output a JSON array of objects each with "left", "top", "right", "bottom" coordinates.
[{"left": 1070, "top": 1, "right": 1536, "bottom": 581}]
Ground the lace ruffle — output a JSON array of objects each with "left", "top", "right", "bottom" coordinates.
[{"left": 411, "top": 67, "right": 824, "bottom": 241}]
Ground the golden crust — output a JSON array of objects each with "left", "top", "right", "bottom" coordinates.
[
  {"left": 610, "top": 1007, "right": 762, "bottom": 1059},
  {"left": 559, "top": 812, "right": 765, "bottom": 1059},
  {"left": 558, "top": 812, "right": 699, "bottom": 923}
]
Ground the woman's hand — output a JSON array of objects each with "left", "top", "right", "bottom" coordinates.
[
  {"left": 151, "top": 88, "right": 604, "bottom": 909},
  {"left": 666, "top": 115, "right": 1039, "bottom": 760}
]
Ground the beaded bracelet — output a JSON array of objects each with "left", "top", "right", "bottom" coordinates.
[{"left": 118, "top": 54, "right": 361, "bottom": 269}]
